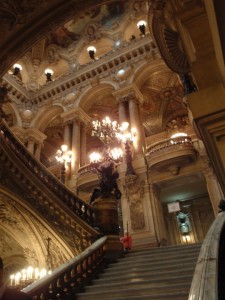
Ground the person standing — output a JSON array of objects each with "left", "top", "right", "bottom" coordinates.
[{"left": 0, "top": 257, "right": 32, "bottom": 300}]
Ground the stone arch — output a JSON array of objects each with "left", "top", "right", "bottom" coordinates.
[
  {"left": 0, "top": 188, "right": 73, "bottom": 274},
  {"left": 30, "top": 105, "right": 64, "bottom": 132}
]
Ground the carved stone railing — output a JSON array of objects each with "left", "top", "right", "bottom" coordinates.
[
  {"left": 2, "top": 35, "right": 157, "bottom": 108},
  {"left": 23, "top": 236, "right": 108, "bottom": 300},
  {"left": 146, "top": 135, "right": 196, "bottom": 171},
  {"left": 188, "top": 212, "right": 225, "bottom": 300},
  {"left": 147, "top": 136, "right": 192, "bottom": 155},
  {"left": 0, "top": 120, "right": 95, "bottom": 227}
]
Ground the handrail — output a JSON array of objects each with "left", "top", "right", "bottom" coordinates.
[
  {"left": 0, "top": 120, "right": 95, "bottom": 227},
  {"left": 23, "top": 236, "right": 108, "bottom": 299},
  {"left": 188, "top": 212, "right": 225, "bottom": 300}
]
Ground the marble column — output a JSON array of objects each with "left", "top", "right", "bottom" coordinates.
[
  {"left": 128, "top": 93, "right": 143, "bottom": 155},
  {"left": 117, "top": 99, "right": 128, "bottom": 124},
  {"left": 64, "top": 122, "right": 71, "bottom": 148},
  {"left": 80, "top": 123, "right": 87, "bottom": 166},
  {"left": 71, "top": 119, "right": 81, "bottom": 176}
]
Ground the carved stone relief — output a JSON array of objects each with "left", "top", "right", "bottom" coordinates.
[{"left": 123, "top": 175, "right": 146, "bottom": 231}]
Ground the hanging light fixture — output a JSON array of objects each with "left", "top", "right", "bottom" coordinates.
[
  {"left": 137, "top": 20, "right": 147, "bottom": 36},
  {"left": 13, "top": 63, "right": 22, "bottom": 76},
  {"left": 87, "top": 46, "right": 96, "bottom": 60},
  {"left": 45, "top": 68, "right": 54, "bottom": 82}
]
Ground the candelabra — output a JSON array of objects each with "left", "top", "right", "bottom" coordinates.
[
  {"left": 92, "top": 116, "right": 121, "bottom": 145},
  {"left": 9, "top": 266, "right": 51, "bottom": 290},
  {"left": 55, "top": 144, "right": 72, "bottom": 183},
  {"left": 90, "top": 116, "right": 124, "bottom": 204}
]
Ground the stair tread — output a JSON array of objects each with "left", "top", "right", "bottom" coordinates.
[
  {"left": 75, "top": 243, "right": 200, "bottom": 300},
  {"left": 76, "top": 290, "right": 189, "bottom": 300},
  {"left": 87, "top": 274, "right": 193, "bottom": 290}
]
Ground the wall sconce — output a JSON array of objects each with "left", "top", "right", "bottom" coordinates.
[
  {"left": 87, "top": 46, "right": 96, "bottom": 60},
  {"left": 13, "top": 63, "right": 22, "bottom": 76},
  {"left": 137, "top": 20, "right": 147, "bottom": 36},
  {"left": 45, "top": 68, "right": 54, "bottom": 82}
]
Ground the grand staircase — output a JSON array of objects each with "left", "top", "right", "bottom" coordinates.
[{"left": 76, "top": 243, "right": 201, "bottom": 300}]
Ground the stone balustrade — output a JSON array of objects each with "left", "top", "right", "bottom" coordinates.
[{"left": 2, "top": 35, "right": 157, "bottom": 108}]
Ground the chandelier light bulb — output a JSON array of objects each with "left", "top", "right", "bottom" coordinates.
[
  {"left": 89, "top": 152, "right": 102, "bottom": 163},
  {"left": 121, "top": 122, "right": 129, "bottom": 131},
  {"left": 61, "top": 144, "right": 68, "bottom": 152},
  {"left": 110, "top": 147, "right": 123, "bottom": 160}
]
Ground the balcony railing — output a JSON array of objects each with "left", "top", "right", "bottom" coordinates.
[{"left": 147, "top": 136, "right": 192, "bottom": 155}]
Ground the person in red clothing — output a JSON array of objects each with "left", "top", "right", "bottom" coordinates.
[
  {"left": 0, "top": 257, "right": 32, "bottom": 300},
  {"left": 120, "top": 232, "right": 132, "bottom": 253}
]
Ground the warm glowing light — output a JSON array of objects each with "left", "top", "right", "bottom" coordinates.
[
  {"left": 45, "top": 68, "right": 54, "bottom": 75},
  {"left": 137, "top": 20, "right": 147, "bottom": 28},
  {"left": 55, "top": 145, "right": 72, "bottom": 164},
  {"left": 121, "top": 122, "right": 129, "bottom": 131},
  {"left": 9, "top": 266, "right": 51, "bottom": 288},
  {"left": 87, "top": 46, "right": 96, "bottom": 53},
  {"left": 89, "top": 152, "right": 102, "bottom": 163},
  {"left": 13, "top": 63, "right": 22, "bottom": 71},
  {"left": 61, "top": 144, "right": 68, "bottom": 152},
  {"left": 110, "top": 147, "right": 123, "bottom": 160},
  {"left": 171, "top": 132, "right": 187, "bottom": 139}
]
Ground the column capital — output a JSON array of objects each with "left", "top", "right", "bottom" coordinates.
[
  {"left": 61, "top": 107, "right": 91, "bottom": 125},
  {"left": 113, "top": 85, "right": 144, "bottom": 105}
]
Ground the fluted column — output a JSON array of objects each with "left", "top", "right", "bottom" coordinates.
[{"left": 71, "top": 119, "right": 81, "bottom": 176}]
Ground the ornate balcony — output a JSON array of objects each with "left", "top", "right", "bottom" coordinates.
[{"left": 146, "top": 136, "right": 196, "bottom": 174}]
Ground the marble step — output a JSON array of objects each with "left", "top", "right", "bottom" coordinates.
[
  {"left": 76, "top": 291, "right": 188, "bottom": 300},
  {"left": 108, "top": 252, "right": 199, "bottom": 267},
  {"left": 95, "top": 267, "right": 195, "bottom": 284},
  {"left": 86, "top": 274, "right": 193, "bottom": 292},
  {"left": 101, "top": 258, "right": 196, "bottom": 274},
  {"left": 130, "top": 243, "right": 201, "bottom": 256},
  {"left": 76, "top": 282, "right": 191, "bottom": 300}
]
